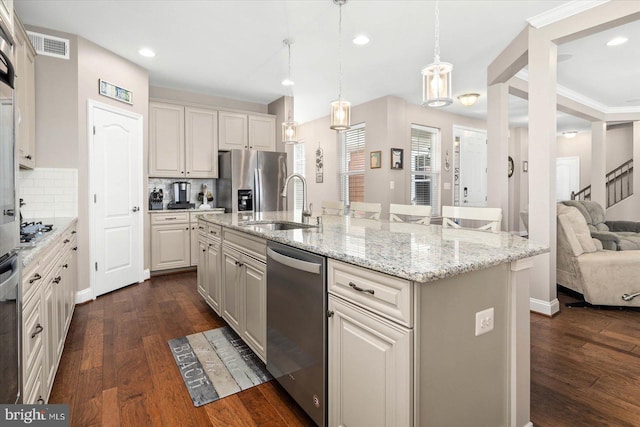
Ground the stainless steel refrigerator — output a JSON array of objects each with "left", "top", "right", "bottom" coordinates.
[{"left": 217, "top": 150, "right": 287, "bottom": 213}]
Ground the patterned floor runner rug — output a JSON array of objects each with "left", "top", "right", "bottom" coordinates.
[{"left": 168, "top": 326, "right": 273, "bottom": 407}]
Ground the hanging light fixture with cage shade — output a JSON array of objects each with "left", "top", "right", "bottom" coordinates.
[
  {"left": 422, "top": 0, "right": 453, "bottom": 108},
  {"left": 281, "top": 39, "right": 298, "bottom": 144},
  {"left": 330, "top": 0, "right": 351, "bottom": 131}
]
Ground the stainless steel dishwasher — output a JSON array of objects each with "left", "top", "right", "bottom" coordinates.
[{"left": 266, "top": 241, "right": 326, "bottom": 427}]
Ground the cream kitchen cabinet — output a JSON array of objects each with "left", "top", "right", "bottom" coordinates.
[
  {"left": 0, "top": 0, "right": 13, "bottom": 38},
  {"left": 219, "top": 228, "right": 267, "bottom": 361},
  {"left": 14, "top": 14, "right": 36, "bottom": 169},
  {"left": 219, "top": 110, "right": 276, "bottom": 151},
  {"left": 149, "top": 102, "right": 218, "bottom": 178},
  {"left": 197, "top": 220, "right": 222, "bottom": 315},
  {"left": 150, "top": 212, "right": 191, "bottom": 271},
  {"left": 327, "top": 260, "right": 413, "bottom": 427},
  {"left": 22, "top": 220, "right": 78, "bottom": 404}
]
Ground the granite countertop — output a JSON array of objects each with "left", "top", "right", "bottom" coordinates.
[
  {"left": 198, "top": 211, "right": 548, "bottom": 283},
  {"left": 20, "top": 217, "right": 77, "bottom": 267}
]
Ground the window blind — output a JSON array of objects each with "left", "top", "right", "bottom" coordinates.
[
  {"left": 411, "top": 125, "right": 440, "bottom": 214},
  {"left": 340, "top": 124, "right": 365, "bottom": 204},
  {"left": 293, "top": 142, "right": 305, "bottom": 210}
]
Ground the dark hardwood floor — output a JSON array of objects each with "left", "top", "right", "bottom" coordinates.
[
  {"left": 531, "top": 291, "right": 640, "bottom": 427},
  {"left": 51, "top": 272, "right": 640, "bottom": 426},
  {"left": 49, "top": 271, "right": 314, "bottom": 427}
]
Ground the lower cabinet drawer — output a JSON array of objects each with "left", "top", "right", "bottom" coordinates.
[
  {"left": 328, "top": 259, "right": 413, "bottom": 327},
  {"left": 23, "top": 291, "right": 44, "bottom": 375}
]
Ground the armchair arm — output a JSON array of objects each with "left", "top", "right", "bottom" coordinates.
[
  {"left": 606, "top": 220, "right": 640, "bottom": 233},
  {"left": 590, "top": 231, "right": 620, "bottom": 251},
  {"left": 577, "top": 251, "right": 640, "bottom": 306}
]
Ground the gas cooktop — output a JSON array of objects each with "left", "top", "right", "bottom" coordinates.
[{"left": 20, "top": 222, "right": 54, "bottom": 247}]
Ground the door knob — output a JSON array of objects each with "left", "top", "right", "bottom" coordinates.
[{"left": 132, "top": 206, "right": 140, "bottom": 212}]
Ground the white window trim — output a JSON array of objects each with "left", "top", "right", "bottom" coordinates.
[
  {"left": 339, "top": 123, "right": 366, "bottom": 206},
  {"left": 410, "top": 124, "right": 441, "bottom": 215}
]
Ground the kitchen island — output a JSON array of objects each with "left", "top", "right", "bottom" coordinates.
[{"left": 197, "top": 211, "right": 547, "bottom": 427}]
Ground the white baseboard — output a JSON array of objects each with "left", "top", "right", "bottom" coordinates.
[
  {"left": 143, "top": 269, "right": 150, "bottom": 281},
  {"left": 523, "top": 422, "right": 534, "bottom": 427},
  {"left": 530, "top": 297, "right": 560, "bottom": 316},
  {"left": 75, "top": 288, "right": 93, "bottom": 304}
]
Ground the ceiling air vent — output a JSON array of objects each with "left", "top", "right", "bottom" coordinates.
[{"left": 26, "top": 31, "right": 70, "bottom": 60}]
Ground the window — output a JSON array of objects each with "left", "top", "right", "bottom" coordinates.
[
  {"left": 340, "top": 124, "right": 365, "bottom": 205},
  {"left": 293, "top": 142, "right": 305, "bottom": 210},
  {"left": 411, "top": 124, "right": 440, "bottom": 214}
]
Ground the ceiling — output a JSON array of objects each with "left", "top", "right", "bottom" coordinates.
[{"left": 14, "top": 1, "right": 639, "bottom": 133}]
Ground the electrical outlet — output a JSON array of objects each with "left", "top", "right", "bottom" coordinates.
[
  {"left": 475, "top": 307, "right": 494, "bottom": 336},
  {"left": 389, "top": 180, "right": 395, "bottom": 190}
]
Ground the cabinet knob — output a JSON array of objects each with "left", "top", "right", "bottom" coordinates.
[
  {"left": 132, "top": 206, "right": 140, "bottom": 212},
  {"left": 73, "top": 247, "right": 78, "bottom": 251},
  {"left": 37, "top": 397, "right": 45, "bottom": 405},
  {"left": 25, "top": 154, "right": 32, "bottom": 160},
  {"left": 63, "top": 264, "right": 69, "bottom": 269},
  {"left": 327, "top": 310, "right": 335, "bottom": 318},
  {"left": 53, "top": 276, "right": 62, "bottom": 284}
]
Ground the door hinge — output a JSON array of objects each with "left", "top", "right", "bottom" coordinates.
[
  {"left": 95, "top": 262, "right": 98, "bottom": 271},
  {"left": 94, "top": 194, "right": 97, "bottom": 203},
  {"left": 93, "top": 126, "right": 96, "bottom": 135}
]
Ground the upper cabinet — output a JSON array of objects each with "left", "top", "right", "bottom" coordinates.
[
  {"left": 14, "top": 14, "right": 36, "bottom": 169},
  {"left": 149, "top": 102, "right": 218, "bottom": 178},
  {"left": 0, "top": 0, "right": 14, "bottom": 38},
  {"left": 219, "top": 111, "right": 275, "bottom": 152}
]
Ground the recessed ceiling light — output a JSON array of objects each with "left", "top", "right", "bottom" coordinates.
[
  {"left": 352, "top": 34, "right": 370, "bottom": 45},
  {"left": 606, "top": 37, "right": 628, "bottom": 47},
  {"left": 281, "top": 78, "right": 294, "bottom": 87},
  {"left": 139, "top": 48, "right": 156, "bottom": 57}
]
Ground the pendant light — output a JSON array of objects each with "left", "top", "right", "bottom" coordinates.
[
  {"left": 330, "top": 0, "right": 351, "bottom": 131},
  {"left": 281, "top": 39, "right": 298, "bottom": 144},
  {"left": 422, "top": 0, "right": 453, "bottom": 108}
]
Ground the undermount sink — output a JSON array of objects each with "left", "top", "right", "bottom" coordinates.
[{"left": 242, "top": 220, "right": 317, "bottom": 231}]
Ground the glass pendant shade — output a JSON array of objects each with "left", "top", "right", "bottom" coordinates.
[
  {"left": 282, "top": 120, "right": 298, "bottom": 144},
  {"left": 457, "top": 93, "right": 480, "bottom": 107},
  {"left": 330, "top": 99, "right": 351, "bottom": 130},
  {"left": 422, "top": 61, "right": 453, "bottom": 107}
]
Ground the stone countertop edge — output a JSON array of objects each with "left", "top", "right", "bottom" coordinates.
[
  {"left": 20, "top": 217, "right": 78, "bottom": 268},
  {"left": 196, "top": 212, "right": 549, "bottom": 283}
]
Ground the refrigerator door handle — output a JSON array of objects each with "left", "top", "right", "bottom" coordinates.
[{"left": 254, "top": 168, "right": 262, "bottom": 213}]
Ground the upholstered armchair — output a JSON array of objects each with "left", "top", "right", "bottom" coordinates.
[
  {"left": 556, "top": 203, "right": 640, "bottom": 307},
  {"left": 561, "top": 200, "right": 640, "bottom": 250}
]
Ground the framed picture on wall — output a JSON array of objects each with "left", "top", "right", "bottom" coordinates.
[
  {"left": 391, "top": 148, "right": 403, "bottom": 170},
  {"left": 370, "top": 151, "right": 382, "bottom": 169}
]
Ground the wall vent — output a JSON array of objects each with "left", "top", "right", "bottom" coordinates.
[{"left": 26, "top": 31, "right": 70, "bottom": 60}]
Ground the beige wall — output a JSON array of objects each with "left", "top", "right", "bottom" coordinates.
[
  {"left": 29, "top": 26, "right": 79, "bottom": 168},
  {"left": 296, "top": 95, "right": 486, "bottom": 219}
]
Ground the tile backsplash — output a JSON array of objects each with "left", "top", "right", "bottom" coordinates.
[
  {"left": 148, "top": 178, "right": 216, "bottom": 209},
  {"left": 19, "top": 168, "right": 78, "bottom": 220}
]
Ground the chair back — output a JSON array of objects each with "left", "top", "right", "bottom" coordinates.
[
  {"left": 349, "top": 202, "right": 382, "bottom": 220},
  {"left": 441, "top": 206, "right": 502, "bottom": 232},
  {"left": 321, "top": 200, "right": 344, "bottom": 216},
  {"left": 389, "top": 204, "right": 431, "bottom": 225}
]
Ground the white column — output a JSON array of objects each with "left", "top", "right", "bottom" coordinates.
[
  {"left": 633, "top": 122, "right": 639, "bottom": 208},
  {"left": 527, "top": 28, "right": 559, "bottom": 316},
  {"left": 590, "top": 121, "right": 607, "bottom": 207},
  {"left": 487, "top": 83, "right": 510, "bottom": 230}
]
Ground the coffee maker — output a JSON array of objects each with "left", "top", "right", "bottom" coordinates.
[{"left": 167, "top": 181, "right": 195, "bottom": 209}]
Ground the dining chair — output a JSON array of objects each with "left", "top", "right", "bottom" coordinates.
[
  {"left": 441, "top": 206, "right": 502, "bottom": 232},
  {"left": 349, "top": 202, "right": 382, "bottom": 220},
  {"left": 321, "top": 200, "right": 345, "bottom": 216},
  {"left": 389, "top": 203, "right": 432, "bottom": 225}
]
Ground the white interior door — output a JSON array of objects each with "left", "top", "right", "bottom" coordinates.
[
  {"left": 556, "top": 156, "right": 580, "bottom": 201},
  {"left": 458, "top": 128, "right": 487, "bottom": 207},
  {"left": 90, "top": 102, "right": 143, "bottom": 297}
]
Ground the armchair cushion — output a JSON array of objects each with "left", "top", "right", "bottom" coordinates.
[{"left": 557, "top": 205, "right": 597, "bottom": 256}]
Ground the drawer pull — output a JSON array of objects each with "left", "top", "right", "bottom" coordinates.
[
  {"left": 63, "top": 239, "right": 70, "bottom": 244},
  {"left": 37, "top": 397, "right": 44, "bottom": 405},
  {"left": 235, "top": 261, "right": 244, "bottom": 267},
  {"left": 198, "top": 226, "right": 205, "bottom": 230},
  {"left": 210, "top": 230, "right": 218, "bottom": 234},
  {"left": 165, "top": 217, "right": 177, "bottom": 220},
  {"left": 71, "top": 230, "right": 77, "bottom": 234},
  {"left": 53, "top": 276, "right": 62, "bottom": 284},
  {"left": 29, "top": 273, "right": 42, "bottom": 284},
  {"left": 348, "top": 281, "right": 375, "bottom": 295},
  {"left": 73, "top": 247, "right": 78, "bottom": 251},
  {"left": 63, "top": 264, "right": 69, "bottom": 269},
  {"left": 32, "top": 324, "right": 44, "bottom": 338}
]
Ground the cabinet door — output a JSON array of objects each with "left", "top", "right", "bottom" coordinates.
[
  {"left": 185, "top": 107, "right": 218, "bottom": 178},
  {"left": 190, "top": 223, "right": 200, "bottom": 267},
  {"left": 65, "top": 244, "right": 78, "bottom": 331},
  {"left": 0, "top": 0, "right": 13, "bottom": 40},
  {"left": 248, "top": 115, "right": 276, "bottom": 151},
  {"left": 151, "top": 224, "right": 190, "bottom": 271},
  {"left": 221, "top": 246, "right": 242, "bottom": 332},
  {"left": 206, "top": 240, "right": 222, "bottom": 315},
  {"left": 328, "top": 295, "right": 413, "bottom": 427},
  {"left": 242, "top": 256, "right": 266, "bottom": 360},
  {"left": 149, "top": 102, "right": 185, "bottom": 177},
  {"left": 218, "top": 111, "right": 248, "bottom": 150},
  {"left": 15, "top": 19, "right": 36, "bottom": 169},
  {"left": 43, "top": 276, "right": 58, "bottom": 400},
  {"left": 53, "top": 270, "right": 66, "bottom": 360},
  {"left": 197, "top": 238, "right": 208, "bottom": 299}
]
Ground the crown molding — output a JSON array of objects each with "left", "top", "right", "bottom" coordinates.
[{"left": 527, "top": 0, "right": 609, "bottom": 29}]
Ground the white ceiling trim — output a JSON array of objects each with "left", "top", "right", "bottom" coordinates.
[{"left": 527, "top": 0, "right": 609, "bottom": 29}]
